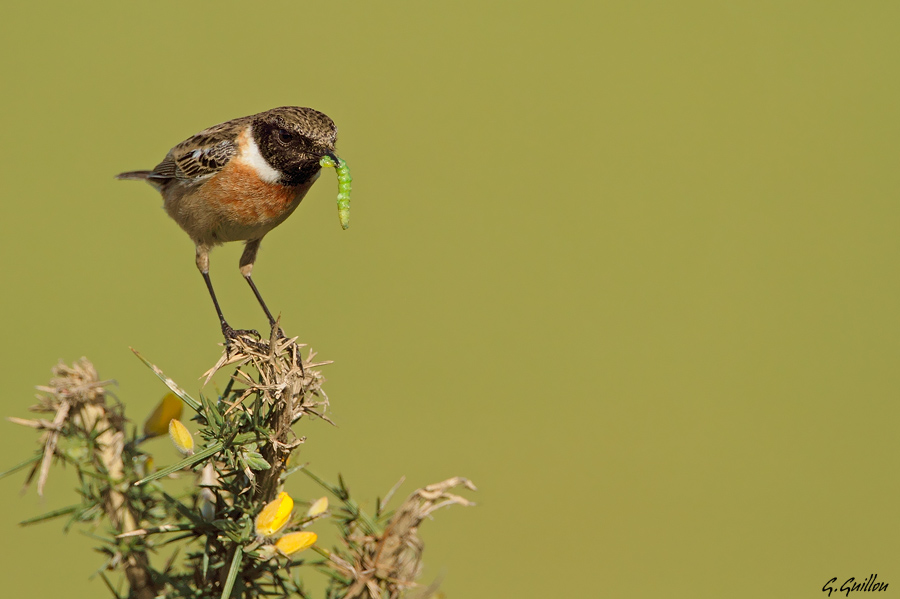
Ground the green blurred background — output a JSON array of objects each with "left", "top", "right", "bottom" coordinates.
[{"left": 1, "top": 1, "right": 897, "bottom": 597}]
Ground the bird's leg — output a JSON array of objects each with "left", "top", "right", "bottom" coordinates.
[
  {"left": 240, "top": 240, "right": 283, "bottom": 336},
  {"left": 239, "top": 241, "right": 302, "bottom": 373},
  {"left": 197, "top": 245, "right": 259, "bottom": 345}
]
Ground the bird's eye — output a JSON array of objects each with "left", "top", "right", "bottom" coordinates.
[{"left": 276, "top": 129, "right": 294, "bottom": 144}]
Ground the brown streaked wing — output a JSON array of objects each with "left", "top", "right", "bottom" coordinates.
[{"left": 150, "top": 116, "right": 252, "bottom": 181}]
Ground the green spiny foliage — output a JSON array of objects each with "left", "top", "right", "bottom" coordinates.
[{"left": 4, "top": 328, "right": 474, "bottom": 599}]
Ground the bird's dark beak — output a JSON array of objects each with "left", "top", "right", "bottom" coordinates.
[{"left": 324, "top": 151, "right": 340, "bottom": 164}]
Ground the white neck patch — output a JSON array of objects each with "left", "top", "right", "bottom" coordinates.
[{"left": 238, "top": 127, "right": 282, "bottom": 184}]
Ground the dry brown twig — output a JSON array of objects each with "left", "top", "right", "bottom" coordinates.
[
  {"left": 9, "top": 358, "right": 157, "bottom": 599},
  {"left": 331, "top": 477, "right": 478, "bottom": 599}
]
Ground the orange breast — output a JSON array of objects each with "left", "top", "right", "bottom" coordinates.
[{"left": 199, "top": 159, "right": 297, "bottom": 227}]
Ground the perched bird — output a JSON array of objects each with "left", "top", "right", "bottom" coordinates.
[{"left": 117, "top": 107, "right": 341, "bottom": 342}]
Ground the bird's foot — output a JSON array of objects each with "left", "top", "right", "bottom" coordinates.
[
  {"left": 222, "top": 324, "right": 261, "bottom": 355},
  {"left": 263, "top": 317, "right": 289, "bottom": 344}
]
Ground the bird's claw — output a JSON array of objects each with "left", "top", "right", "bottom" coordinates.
[
  {"left": 222, "top": 325, "right": 261, "bottom": 355},
  {"left": 222, "top": 325, "right": 260, "bottom": 341}
]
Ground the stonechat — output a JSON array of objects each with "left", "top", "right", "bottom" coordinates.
[{"left": 117, "top": 106, "right": 341, "bottom": 342}]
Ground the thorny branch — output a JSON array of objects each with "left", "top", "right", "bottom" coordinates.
[{"left": 6, "top": 330, "right": 474, "bottom": 599}]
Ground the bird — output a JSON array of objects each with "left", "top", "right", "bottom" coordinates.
[{"left": 117, "top": 106, "right": 341, "bottom": 343}]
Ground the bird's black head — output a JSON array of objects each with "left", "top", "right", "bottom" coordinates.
[{"left": 253, "top": 106, "right": 338, "bottom": 186}]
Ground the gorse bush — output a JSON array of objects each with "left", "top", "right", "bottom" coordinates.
[{"left": 4, "top": 329, "right": 474, "bottom": 598}]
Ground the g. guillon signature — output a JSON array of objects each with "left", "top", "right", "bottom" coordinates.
[{"left": 823, "top": 574, "right": 888, "bottom": 597}]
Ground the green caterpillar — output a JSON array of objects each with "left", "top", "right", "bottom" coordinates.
[{"left": 319, "top": 155, "right": 352, "bottom": 230}]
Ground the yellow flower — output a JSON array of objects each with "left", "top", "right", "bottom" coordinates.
[
  {"left": 143, "top": 393, "right": 183, "bottom": 438},
  {"left": 255, "top": 492, "right": 294, "bottom": 537},
  {"left": 306, "top": 496, "right": 328, "bottom": 518},
  {"left": 275, "top": 531, "right": 317, "bottom": 556},
  {"left": 168, "top": 419, "right": 194, "bottom": 456}
]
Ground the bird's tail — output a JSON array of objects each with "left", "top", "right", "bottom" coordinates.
[{"left": 115, "top": 170, "right": 153, "bottom": 181}]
